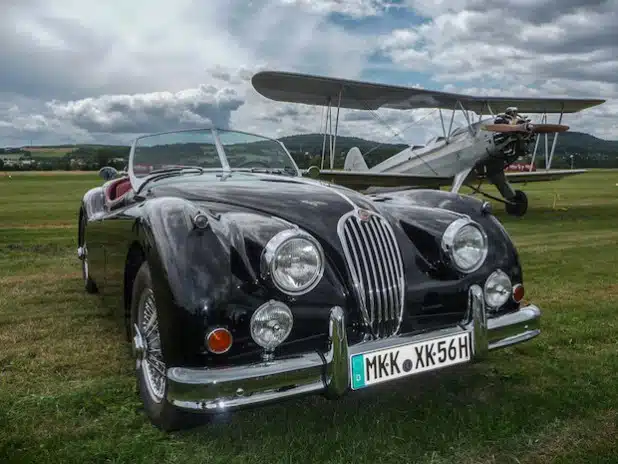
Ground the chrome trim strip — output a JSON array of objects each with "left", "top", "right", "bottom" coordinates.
[
  {"left": 293, "top": 176, "right": 359, "bottom": 210},
  {"left": 165, "top": 297, "right": 541, "bottom": 413}
]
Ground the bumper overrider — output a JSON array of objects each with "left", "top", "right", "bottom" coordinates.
[{"left": 165, "top": 285, "right": 541, "bottom": 412}]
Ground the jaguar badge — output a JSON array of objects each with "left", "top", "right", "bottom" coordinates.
[{"left": 357, "top": 209, "right": 371, "bottom": 222}]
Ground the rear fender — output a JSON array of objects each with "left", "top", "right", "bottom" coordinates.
[{"left": 82, "top": 186, "right": 106, "bottom": 221}]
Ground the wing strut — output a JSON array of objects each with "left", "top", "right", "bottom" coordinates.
[
  {"left": 547, "top": 104, "right": 564, "bottom": 169},
  {"left": 319, "top": 90, "right": 343, "bottom": 169},
  {"left": 528, "top": 104, "right": 564, "bottom": 171}
]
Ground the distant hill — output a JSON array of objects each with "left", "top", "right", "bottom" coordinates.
[
  {"left": 279, "top": 133, "right": 409, "bottom": 153},
  {"left": 280, "top": 131, "right": 618, "bottom": 169},
  {"left": 280, "top": 133, "right": 414, "bottom": 168},
  {"left": 281, "top": 131, "right": 618, "bottom": 155},
  {"left": 548, "top": 131, "right": 618, "bottom": 155},
  {"left": 2, "top": 130, "right": 616, "bottom": 171}
]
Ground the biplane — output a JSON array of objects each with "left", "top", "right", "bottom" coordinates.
[{"left": 251, "top": 71, "right": 605, "bottom": 216}]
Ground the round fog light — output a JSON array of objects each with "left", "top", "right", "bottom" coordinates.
[
  {"left": 250, "top": 300, "right": 293, "bottom": 351},
  {"left": 484, "top": 269, "right": 512, "bottom": 308}
]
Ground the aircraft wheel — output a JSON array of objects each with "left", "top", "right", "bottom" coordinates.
[{"left": 505, "top": 190, "right": 528, "bottom": 217}]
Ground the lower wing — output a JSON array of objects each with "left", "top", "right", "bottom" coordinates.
[{"left": 301, "top": 167, "right": 587, "bottom": 190}]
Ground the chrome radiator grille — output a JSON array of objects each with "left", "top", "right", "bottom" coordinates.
[{"left": 338, "top": 209, "right": 405, "bottom": 338}]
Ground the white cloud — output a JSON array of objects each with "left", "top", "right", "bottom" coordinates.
[
  {"left": 47, "top": 85, "right": 244, "bottom": 134},
  {"left": 0, "top": 0, "right": 616, "bottom": 147},
  {"left": 375, "top": 0, "right": 618, "bottom": 139},
  {"left": 278, "top": 0, "right": 399, "bottom": 17}
]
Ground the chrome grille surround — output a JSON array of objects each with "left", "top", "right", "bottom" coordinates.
[{"left": 337, "top": 208, "right": 405, "bottom": 338}]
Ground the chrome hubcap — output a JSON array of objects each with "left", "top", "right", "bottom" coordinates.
[{"left": 136, "top": 288, "right": 166, "bottom": 403}]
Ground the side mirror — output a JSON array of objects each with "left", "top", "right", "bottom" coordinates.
[{"left": 99, "top": 166, "right": 119, "bottom": 181}]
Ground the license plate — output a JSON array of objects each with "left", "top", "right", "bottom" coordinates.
[{"left": 350, "top": 332, "right": 473, "bottom": 390}]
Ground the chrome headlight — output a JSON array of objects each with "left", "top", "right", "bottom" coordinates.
[
  {"left": 261, "top": 229, "right": 325, "bottom": 295},
  {"left": 441, "top": 217, "right": 488, "bottom": 273},
  {"left": 250, "top": 300, "right": 294, "bottom": 351},
  {"left": 484, "top": 269, "right": 512, "bottom": 308}
]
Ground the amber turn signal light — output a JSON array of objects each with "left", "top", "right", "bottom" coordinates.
[
  {"left": 512, "top": 284, "right": 525, "bottom": 303},
  {"left": 206, "top": 327, "right": 233, "bottom": 354}
]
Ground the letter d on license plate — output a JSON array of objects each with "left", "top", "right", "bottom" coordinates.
[{"left": 350, "top": 332, "right": 472, "bottom": 389}]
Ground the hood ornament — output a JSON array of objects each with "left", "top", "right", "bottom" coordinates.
[{"left": 357, "top": 209, "right": 371, "bottom": 222}]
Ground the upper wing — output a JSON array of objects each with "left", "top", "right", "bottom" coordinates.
[{"left": 252, "top": 71, "right": 605, "bottom": 115}]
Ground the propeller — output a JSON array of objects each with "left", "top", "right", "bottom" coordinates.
[{"left": 481, "top": 123, "right": 570, "bottom": 134}]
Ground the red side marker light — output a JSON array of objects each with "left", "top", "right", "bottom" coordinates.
[
  {"left": 512, "top": 284, "right": 525, "bottom": 303},
  {"left": 206, "top": 328, "right": 233, "bottom": 354}
]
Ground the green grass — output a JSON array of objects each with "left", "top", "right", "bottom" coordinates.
[{"left": 1, "top": 170, "right": 618, "bottom": 463}]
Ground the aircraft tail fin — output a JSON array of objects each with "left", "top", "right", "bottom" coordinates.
[{"left": 343, "top": 147, "right": 368, "bottom": 171}]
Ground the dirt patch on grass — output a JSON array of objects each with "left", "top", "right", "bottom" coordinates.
[
  {"left": 1, "top": 170, "right": 95, "bottom": 176},
  {"left": 0, "top": 223, "right": 75, "bottom": 230},
  {"left": 0, "top": 271, "right": 81, "bottom": 286}
]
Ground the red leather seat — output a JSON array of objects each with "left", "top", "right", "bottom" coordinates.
[
  {"left": 105, "top": 177, "right": 133, "bottom": 202},
  {"left": 115, "top": 180, "right": 132, "bottom": 198}
]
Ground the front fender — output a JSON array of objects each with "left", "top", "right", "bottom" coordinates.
[
  {"left": 136, "top": 197, "right": 237, "bottom": 366},
  {"left": 376, "top": 188, "right": 523, "bottom": 284},
  {"left": 376, "top": 188, "right": 490, "bottom": 217},
  {"left": 139, "top": 197, "right": 233, "bottom": 314},
  {"left": 136, "top": 197, "right": 349, "bottom": 367}
]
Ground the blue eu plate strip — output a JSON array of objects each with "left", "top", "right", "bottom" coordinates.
[{"left": 351, "top": 354, "right": 366, "bottom": 389}]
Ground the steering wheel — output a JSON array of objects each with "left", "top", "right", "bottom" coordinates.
[{"left": 235, "top": 159, "right": 271, "bottom": 168}]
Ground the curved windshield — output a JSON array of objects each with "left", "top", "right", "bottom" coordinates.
[
  {"left": 130, "top": 128, "right": 298, "bottom": 180},
  {"left": 132, "top": 129, "right": 221, "bottom": 178},
  {"left": 216, "top": 129, "right": 298, "bottom": 173}
]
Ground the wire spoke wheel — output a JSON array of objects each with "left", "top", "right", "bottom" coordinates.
[{"left": 137, "top": 288, "right": 166, "bottom": 403}]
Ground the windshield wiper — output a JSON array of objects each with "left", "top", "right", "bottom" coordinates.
[{"left": 137, "top": 166, "right": 205, "bottom": 193}]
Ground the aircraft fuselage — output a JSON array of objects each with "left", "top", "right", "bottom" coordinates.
[{"left": 370, "top": 119, "right": 514, "bottom": 178}]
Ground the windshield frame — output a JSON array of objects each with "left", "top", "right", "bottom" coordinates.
[{"left": 127, "top": 126, "right": 301, "bottom": 191}]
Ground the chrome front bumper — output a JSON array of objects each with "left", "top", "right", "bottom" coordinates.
[{"left": 165, "top": 285, "right": 541, "bottom": 413}]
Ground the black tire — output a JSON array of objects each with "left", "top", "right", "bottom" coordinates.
[
  {"left": 79, "top": 209, "right": 98, "bottom": 294},
  {"left": 129, "top": 261, "right": 199, "bottom": 431},
  {"left": 505, "top": 190, "right": 528, "bottom": 217}
]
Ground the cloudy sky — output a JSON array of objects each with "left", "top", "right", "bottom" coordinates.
[{"left": 1, "top": 0, "right": 616, "bottom": 148}]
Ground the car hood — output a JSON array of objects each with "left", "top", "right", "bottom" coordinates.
[
  {"left": 149, "top": 172, "right": 379, "bottom": 244},
  {"left": 147, "top": 171, "right": 470, "bottom": 271}
]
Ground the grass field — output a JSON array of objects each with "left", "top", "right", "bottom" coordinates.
[{"left": 1, "top": 170, "right": 617, "bottom": 463}]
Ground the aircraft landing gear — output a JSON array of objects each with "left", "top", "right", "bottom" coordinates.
[
  {"left": 505, "top": 190, "right": 528, "bottom": 217},
  {"left": 464, "top": 178, "right": 530, "bottom": 218}
]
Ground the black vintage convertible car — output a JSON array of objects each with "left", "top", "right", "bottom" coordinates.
[{"left": 77, "top": 127, "right": 541, "bottom": 431}]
